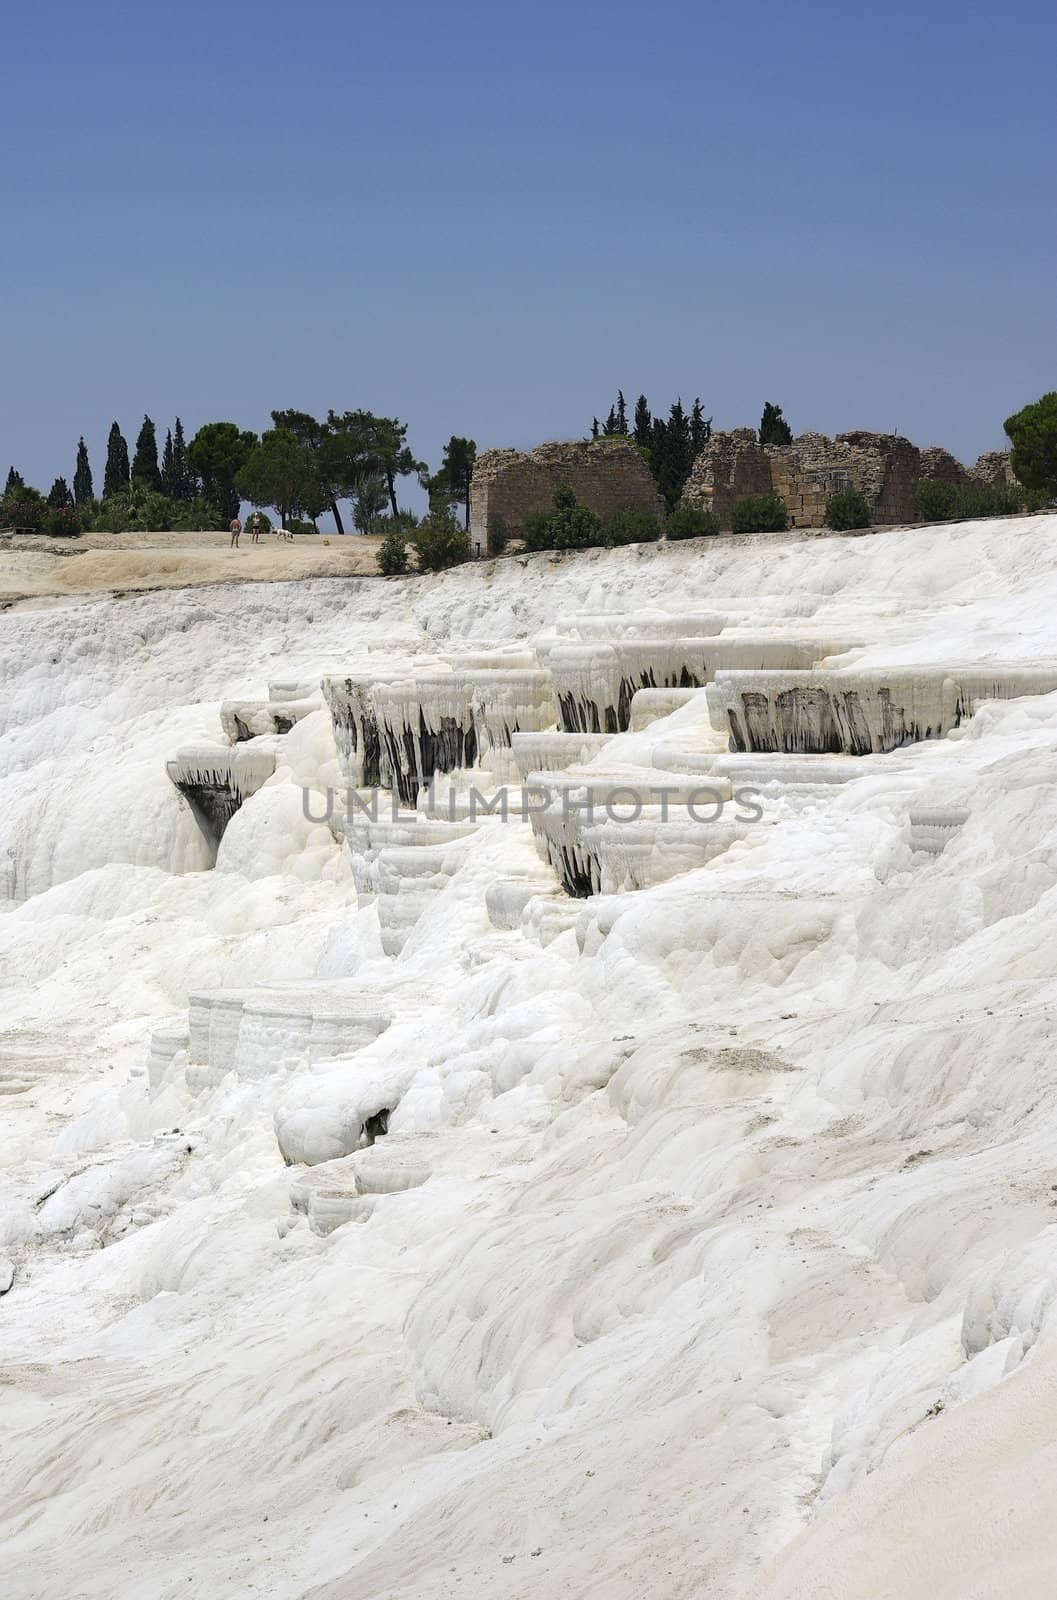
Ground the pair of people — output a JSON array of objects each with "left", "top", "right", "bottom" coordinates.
[{"left": 229, "top": 513, "right": 267, "bottom": 548}]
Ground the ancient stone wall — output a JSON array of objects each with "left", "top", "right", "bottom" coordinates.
[
  {"left": 469, "top": 438, "right": 665, "bottom": 545},
  {"left": 683, "top": 430, "right": 1017, "bottom": 530}
]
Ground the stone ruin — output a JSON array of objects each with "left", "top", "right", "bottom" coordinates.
[
  {"left": 682, "top": 429, "right": 1017, "bottom": 530},
  {"left": 467, "top": 430, "right": 1018, "bottom": 543},
  {"left": 468, "top": 437, "right": 665, "bottom": 547}
]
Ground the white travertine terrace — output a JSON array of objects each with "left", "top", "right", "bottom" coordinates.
[
  {"left": 181, "top": 984, "right": 391, "bottom": 1087},
  {"left": 629, "top": 686, "right": 704, "bottom": 728},
  {"left": 469, "top": 668, "right": 555, "bottom": 779},
  {"left": 553, "top": 609, "right": 727, "bottom": 640},
  {"left": 545, "top": 633, "right": 862, "bottom": 734},
  {"left": 582, "top": 815, "right": 766, "bottom": 894},
  {"left": 372, "top": 672, "right": 478, "bottom": 806},
  {"left": 165, "top": 743, "right": 277, "bottom": 856},
  {"left": 525, "top": 769, "right": 736, "bottom": 896},
  {"left": 321, "top": 672, "right": 394, "bottom": 787},
  {"left": 17, "top": 519, "right": 1057, "bottom": 1599},
  {"left": 709, "top": 664, "right": 1057, "bottom": 754},
  {"left": 219, "top": 697, "right": 319, "bottom": 742},
  {"left": 511, "top": 730, "right": 611, "bottom": 779}
]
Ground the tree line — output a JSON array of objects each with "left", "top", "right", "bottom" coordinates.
[
  {"left": 590, "top": 392, "right": 794, "bottom": 507},
  {"left": 1, "top": 410, "right": 479, "bottom": 537}
]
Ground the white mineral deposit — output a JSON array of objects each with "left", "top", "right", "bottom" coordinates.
[{"left": 6, "top": 516, "right": 1057, "bottom": 1599}]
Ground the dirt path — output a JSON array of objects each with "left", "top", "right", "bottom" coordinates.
[{"left": 0, "top": 529, "right": 384, "bottom": 605}]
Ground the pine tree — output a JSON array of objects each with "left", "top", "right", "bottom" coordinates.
[
  {"left": 160, "top": 429, "right": 176, "bottom": 497},
  {"left": 690, "top": 398, "right": 711, "bottom": 458},
  {"left": 132, "top": 415, "right": 161, "bottom": 488},
  {"left": 73, "top": 437, "right": 93, "bottom": 504},
  {"left": 603, "top": 405, "right": 619, "bottom": 436},
  {"left": 4, "top": 467, "right": 25, "bottom": 496},
  {"left": 633, "top": 395, "right": 652, "bottom": 450},
  {"left": 759, "top": 402, "right": 792, "bottom": 446},
  {"left": 48, "top": 476, "right": 73, "bottom": 508},
  {"left": 172, "top": 417, "right": 192, "bottom": 500},
  {"left": 654, "top": 400, "right": 694, "bottom": 508},
  {"left": 103, "top": 423, "right": 130, "bottom": 498},
  {"left": 615, "top": 391, "right": 628, "bottom": 435}
]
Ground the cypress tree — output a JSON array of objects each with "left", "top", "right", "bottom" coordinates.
[
  {"left": 591, "top": 417, "right": 600, "bottom": 439},
  {"left": 654, "top": 400, "right": 694, "bottom": 508},
  {"left": 160, "top": 428, "right": 176, "bottom": 497},
  {"left": 690, "top": 398, "right": 711, "bottom": 458},
  {"left": 4, "top": 467, "right": 25, "bottom": 496},
  {"left": 760, "top": 402, "right": 792, "bottom": 446},
  {"left": 74, "top": 437, "right": 93, "bottom": 504},
  {"left": 603, "top": 404, "right": 618, "bottom": 436},
  {"left": 633, "top": 395, "right": 652, "bottom": 450},
  {"left": 48, "top": 476, "right": 73, "bottom": 508},
  {"left": 172, "top": 417, "right": 192, "bottom": 500},
  {"left": 103, "top": 423, "right": 130, "bottom": 499},
  {"left": 132, "top": 415, "right": 161, "bottom": 487},
  {"left": 615, "top": 391, "right": 628, "bottom": 435}
]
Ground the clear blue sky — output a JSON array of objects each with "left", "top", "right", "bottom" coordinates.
[{"left": 2, "top": 0, "right": 1054, "bottom": 508}]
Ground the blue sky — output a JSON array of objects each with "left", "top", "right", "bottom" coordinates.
[{"left": 2, "top": 0, "right": 1054, "bottom": 509}]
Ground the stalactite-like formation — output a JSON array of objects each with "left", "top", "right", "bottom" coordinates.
[
  {"left": 166, "top": 746, "right": 277, "bottom": 858},
  {"left": 708, "top": 666, "right": 1057, "bottom": 755}
]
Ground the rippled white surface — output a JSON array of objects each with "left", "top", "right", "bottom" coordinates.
[{"left": 4, "top": 521, "right": 1057, "bottom": 1598}]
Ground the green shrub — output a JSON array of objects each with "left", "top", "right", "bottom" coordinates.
[
  {"left": 92, "top": 488, "right": 181, "bottom": 532},
  {"left": 412, "top": 506, "right": 471, "bottom": 572},
  {"left": 730, "top": 493, "right": 788, "bottom": 534},
  {"left": 520, "top": 510, "right": 554, "bottom": 551},
  {"left": 377, "top": 529, "right": 409, "bottom": 575},
  {"left": 46, "top": 504, "right": 85, "bottom": 536},
  {"left": 0, "top": 488, "right": 47, "bottom": 531},
  {"left": 169, "top": 498, "right": 227, "bottom": 532},
  {"left": 666, "top": 502, "right": 719, "bottom": 540},
  {"left": 519, "top": 488, "right": 606, "bottom": 552},
  {"left": 244, "top": 509, "right": 273, "bottom": 535},
  {"left": 603, "top": 508, "right": 662, "bottom": 546},
  {"left": 915, "top": 478, "right": 1025, "bottom": 523},
  {"left": 486, "top": 514, "right": 509, "bottom": 557},
  {"left": 914, "top": 478, "right": 957, "bottom": 522},
  {"left": 954, "top": 483, "right": 1024, "bottom": 519},
  {"left": 825, "top": 489, "right": 871, "bottom": 530}
]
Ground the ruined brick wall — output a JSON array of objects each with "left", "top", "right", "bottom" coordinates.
[
  {"left": 469, "top": 438, "right": 665, "bottom": 544},
  {"left": 970, "top": 451, "right": 1018, "bottom": 488},
  {"left": 683, "top": 430, "right": 1017, "bottom": 530},
  {"left": 682, "top": 429, "right": 771, "bottom": 528}
]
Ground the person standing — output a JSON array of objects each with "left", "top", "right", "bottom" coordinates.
[
  {"left": 250, "top": 512, "right": 261, "bottom": 544},
  {"left": 229, "top": 517, "right": 241, "bottom": 548}
]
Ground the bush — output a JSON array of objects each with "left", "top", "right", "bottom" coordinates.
[
  {"left": 730, "top": 493, "right": 788, "bottom": 534},
  {"left": 520, "top": 510, "right": 555, "bottom": 551},
  {"left": 169, "top": 498, "right": 227, "bottom": 532},
  {"left": 285, "top": 517, "right": 315, "bottom": 536},
  {"left": 377, "top": 528, "right": 409, "bottom": 575},
  {"left": 46, "top": 504, "right": 85, "bottom": 536},
  {"left": 244, "top": 509, "right": 273, "bottom": 535},
  {"left": 825, "top": 489, "right": 871, "bottom": 530},
  {"left": 521, "top": 485, "right": 604, "bottom": 552},
  {"left": 603, "top": 508, "right": 662, "bottom": 546},
  {"left": 0, "top": 489, "right": 47, "bottom": 531},
  {"left": 914, "top": 478, "right": 957, "bottom": 522},
  {"left": 92, "top": 488, "right": 181, "bottom": 533},
  {"left": 665, "top": 502, "right": 719, "bottom": 540},
  {"left": 915, "top": 478, "right": 1025, "bottom": 523},
  {"left": 412, "top": 507, "right": 472, "bottom": 572},
  {"left": 486, "top": 514, "right": 509, "bottom": 557}
]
